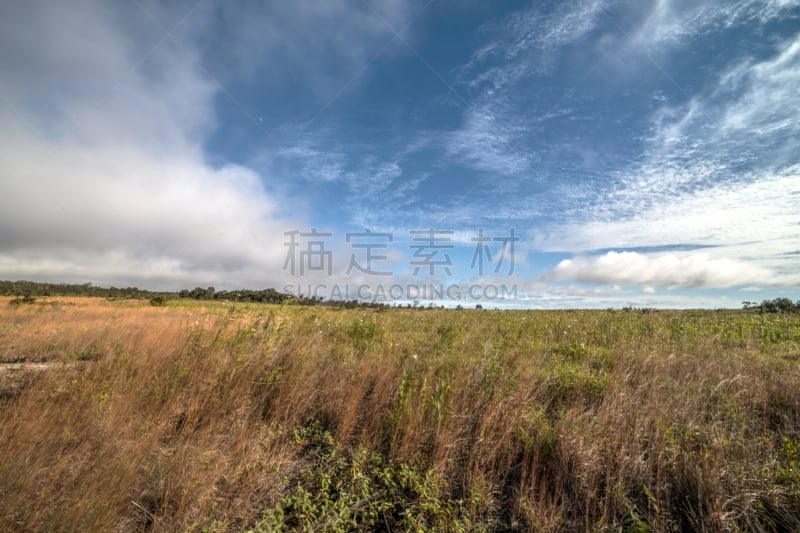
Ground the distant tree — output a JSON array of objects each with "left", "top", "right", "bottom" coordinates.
[
  {"left": 756, "top": 297, "right": 799, "bottom": 313},
  {"left": 189, "top": 287, "right": 206, "bottom": 299},
  {"left": 9, "top": 295, "right": 36, "bottom": 305}
]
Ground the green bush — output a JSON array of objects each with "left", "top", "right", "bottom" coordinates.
[
  {"left": 252, "top": 423, "right": 476, "bottom": 532},
  {"left": 149, "top": 295, "right": 167, "bottom": 306},
  {"left": 9, "top": 295, "right": 36, "bottom": 305}
]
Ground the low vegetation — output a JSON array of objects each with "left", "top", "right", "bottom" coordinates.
[
  {"left": 743, "top": 298, "right": 800, "bottom": 314},
  {"left": 1, "top": 297, "right": 799, "bottom": 531},
  {"left": 0, "top": 280, "right": 314, "bottom": 306}
]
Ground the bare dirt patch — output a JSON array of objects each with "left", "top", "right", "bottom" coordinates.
[{"left": 0, "top": 361, "right": 88, "bottom": 398}]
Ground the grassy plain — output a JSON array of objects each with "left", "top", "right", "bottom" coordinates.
[{"left": 0, "top": 297, "right": 799, "bottom": 531}]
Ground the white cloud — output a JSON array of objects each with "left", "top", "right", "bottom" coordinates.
[
  {"left": 643, "top": 35, "right": 800, "bottom": 173},
  {"left": 0, "top": 1, "right": 309, "bottom": 289},
  {"left": 445, "top": 100, "right": 533, "bottom": 176},
  {"left": 536, "top": 166, "right": 800, "bottom": 253},
  {"left": 497, "top": 278, "right": 744, "bottom": 309},
  {"left": 443, "top": 1, "right": 611, "bottom": 179},
  {"left": 718, "top": 39, "right": 800, "bottom": 147},
  {"left": 276, "top": 144, "right": 346, "bottom": 183},
  {"left": 0, "top": 136, "right": 292, "bottom": 281},
  {"left": 2, "top": 3, "right": 225, "bottom": 150},
  {"left": 526, "top": 0, "right": 607, "bottom": 50},
  {"left": 549, "top": 251, "right": 788, "bottom": 289},
  {"left": 629, "top": 0, "right": 800, "bottom": 49},
  {"left": 535, "top": 35, "right": 800, "bottom": 288},
  {"left": 467, "top": 0, "right": 607, "bottom": 67},
  {"left": 0, "top": 0, "right": 428, "bottom": 289},
  {"left": 463, "top": 0, "right": 606, "bottom": 88},
  {"left": 276, "top": 140, "right": 408, "bottom": 199}
]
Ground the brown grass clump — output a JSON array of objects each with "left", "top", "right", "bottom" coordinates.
[{"left": 1, "top": 298, "right": 799, "bottom": 531}]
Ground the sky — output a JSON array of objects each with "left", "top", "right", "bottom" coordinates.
[{"left": 1, "top": 0, "right": 799, "bottom": 308}]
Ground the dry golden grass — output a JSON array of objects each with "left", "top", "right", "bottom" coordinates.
[{"left": 1, "top": 297, "right": 799, "bottom": 531}]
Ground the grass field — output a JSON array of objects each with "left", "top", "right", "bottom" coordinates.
[{"left": 1, "top": 297, "right": 799, "bottom": 531}]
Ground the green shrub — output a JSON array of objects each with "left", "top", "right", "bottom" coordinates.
[
  {"left": 9, "top": 295, "right": 36, "bottom": 305},
  {"left": 252, "top": 423, "right": 475, "bottom": 532},
  {"left": 343, "top": 318, "right": 380, "bottom": 349}
]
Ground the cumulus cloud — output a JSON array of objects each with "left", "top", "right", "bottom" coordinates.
[
  {"left": 548, "top": 251, "right": 795, "bottom": 289},
  {"left": 0, "top": 1, "right": 308, "bottom": 289},
  {"left": 0, "top": 0, "right": 429, "bottom": 289},
  {"left": 0, "top": 135, "right": 291, "bottom": 278}
]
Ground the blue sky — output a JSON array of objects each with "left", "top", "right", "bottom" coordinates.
[{"left": 1, "top": 0, "right": 799, "bottom": 308}]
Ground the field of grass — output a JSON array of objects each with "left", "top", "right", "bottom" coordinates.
[{"left": 1, "top": 297, "right": 799, "bottom": 531}]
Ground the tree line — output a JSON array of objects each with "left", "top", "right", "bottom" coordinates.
[
  {"left": 0, "top": 280, "right": 314, "bottom": 305},
  {"left": 742, "top": 297, "right": 800, "bottom": 313},
  {"left": 0, "top": 280, "right": 414, "bottom": 309}
]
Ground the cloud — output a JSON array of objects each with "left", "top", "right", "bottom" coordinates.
[
  {"left": 444, "top": 99, "right": 533, "bottom": 176},
  {"left": 276, "top": 140, "right": 409, "bottom": 199},
  {"left": 717, "top": 39, "right": 800, "bottom": 160},
  {"left": 643, "top": 34, "right": 800, "bottom": 174},
  {"left": 0, "top": 3, "right": 216, "bottom": 152},
  {"left": 534, "top": 34, "right": 800, "bottom": 287},
  {"left": 536, "top": 166, "right": 800, "bottom": 254},
  {"left": 549, "top": 251, "right": 785, "bottom": 289},
  {"left": 191, "top": 0, "right": 415, "bottom": 97},
  {"left": 0, "top": 136, "right": 291, "bottom": 279},
  {"left": 0, "top": 1, "right": 307, "bottom": 289},
  {"left": 538, "top": 31, "right": 800, "bottom": 291},
  {"left": 463, "top": 0, "right": 607, "bottom": 75},
  {"left": 521, "top": 0, "right": 607, "bottom": 50},
  {"left": 629, "top": 0, "right": 800, "bottom": 49},
  {"left": 0, "top": 0, "right": 431, "bottom": 289},
  {"left": 276, "top": 144, "right": 347, "bottom": 183},
  {"left": 440, "top": 1, "right": 614, "bottom": 181}
]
